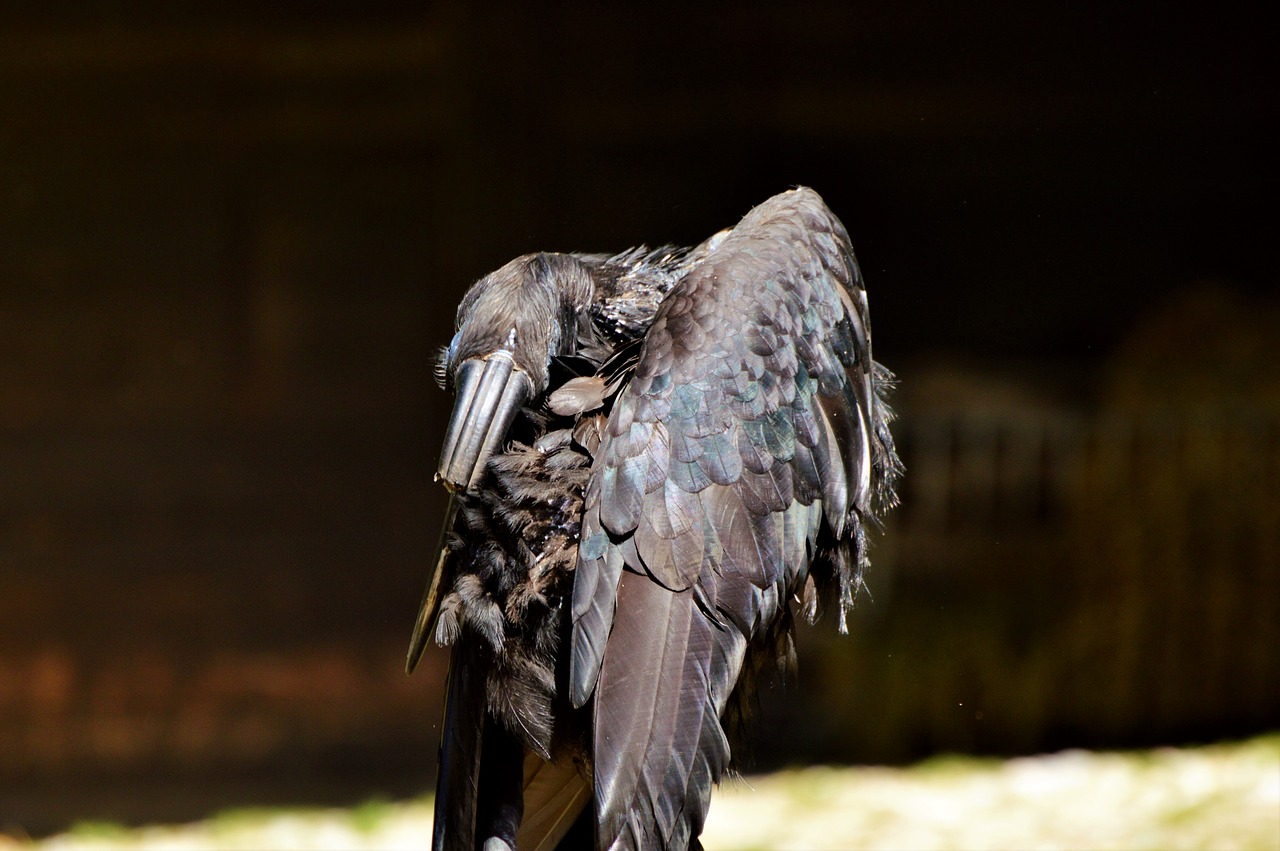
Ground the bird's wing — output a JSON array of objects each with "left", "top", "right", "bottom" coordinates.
[{"left": 570, "top": 187, "right": 896, "bottom": 849}]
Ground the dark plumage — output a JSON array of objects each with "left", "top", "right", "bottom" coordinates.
[{"left": 407, "top": 188, "right": 901, "bottom": 851}]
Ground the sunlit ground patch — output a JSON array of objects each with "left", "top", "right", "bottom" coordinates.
[{"left": 8, "top": 735, "right": 1278, "bottom": 851}]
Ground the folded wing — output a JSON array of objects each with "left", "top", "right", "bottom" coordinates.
[{"left": 570, "top": 187, "right": 899, "bottom": 849}]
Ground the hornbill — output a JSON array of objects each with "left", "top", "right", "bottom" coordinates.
[{"left": 406, "top": 187, "right": 900, "bottom": 850}]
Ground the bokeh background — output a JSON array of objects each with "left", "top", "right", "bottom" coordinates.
[{"left": 1, "top": 0, "right": 1273, "bottom": 838}]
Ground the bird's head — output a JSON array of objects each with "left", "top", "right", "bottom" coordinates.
[{"left": 436, "top": 253, "right": 596, "bottom": 492}]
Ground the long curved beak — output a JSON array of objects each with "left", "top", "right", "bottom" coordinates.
[
  {"left": 405, "top": 491, "right": 457, "bottom": 674},
  {"left": 436, "top": 353, "right": 532, "bottom": 493}
]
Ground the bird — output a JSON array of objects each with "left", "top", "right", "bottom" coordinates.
[{"left": 406, "top": 187, "right": 901, "bottom": 851}]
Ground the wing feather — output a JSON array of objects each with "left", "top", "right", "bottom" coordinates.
[
  {"left": 570, "top": 187, "right": 900, "bottom": 849},
  {"left": 592, "top": 572, "right": 746, "bottom": 850}
]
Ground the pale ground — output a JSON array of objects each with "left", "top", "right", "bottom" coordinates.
[{"left": 9, "top": 735, "right": 1278, "bottom": 851}]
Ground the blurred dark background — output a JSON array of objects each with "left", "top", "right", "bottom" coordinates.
[{"left": 1, "top": 0, "right": 1274, "bottom": 837}]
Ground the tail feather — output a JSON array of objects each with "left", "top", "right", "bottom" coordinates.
[
  {"left": 433, "top": 643, "right": 483, "bottom": 851},
  {"left": 475, "top": 720, "right": 526, "bottom": 850},
  {"left": 518, "top": 753, "right": 592, "bottom": 851}
]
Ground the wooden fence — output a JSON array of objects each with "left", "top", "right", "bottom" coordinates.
[{"left": 770, "top": 407, "right": 1280, "bottom": 763}]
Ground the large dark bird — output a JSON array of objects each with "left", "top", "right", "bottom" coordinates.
[{"left": 406, "top": 187, "right": 900, "bottom": 851}]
